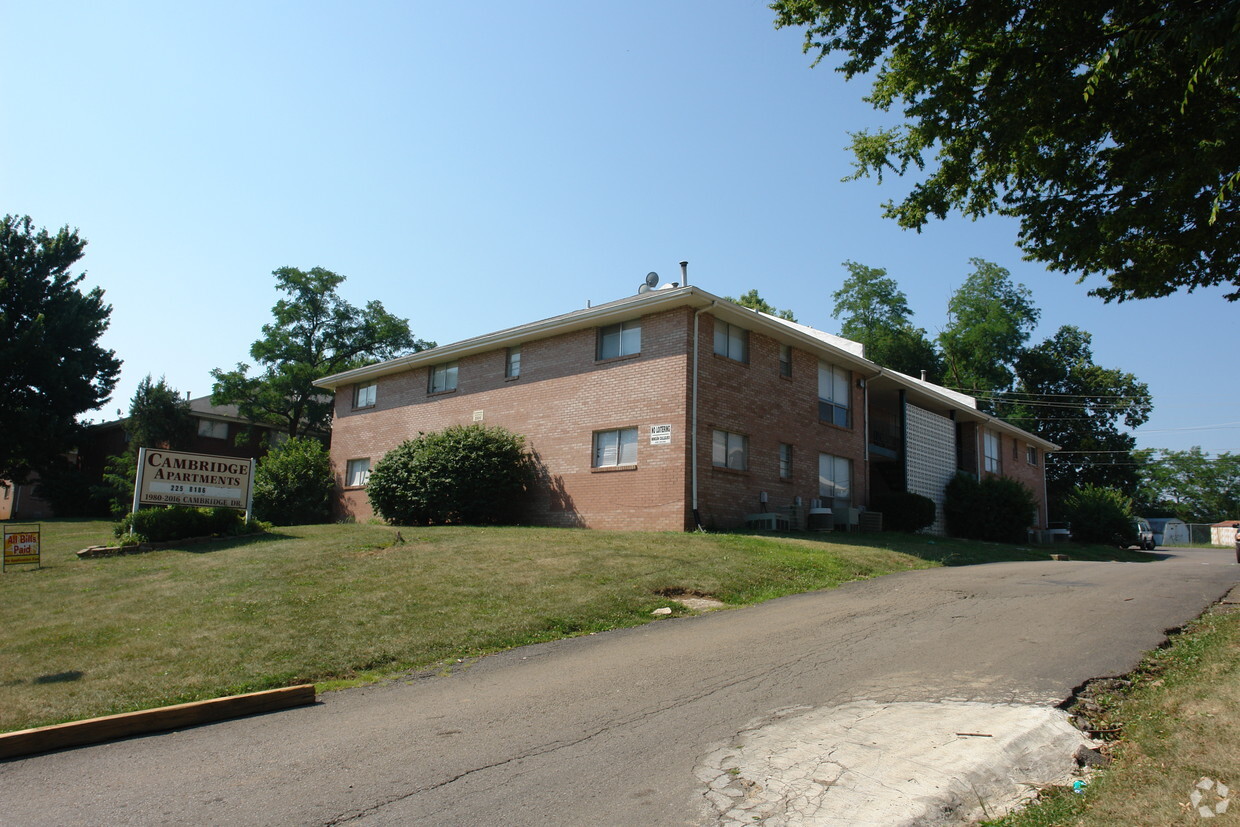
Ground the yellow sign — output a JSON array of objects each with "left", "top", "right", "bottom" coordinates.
[{"left": 3, "top": 524, "right": 40, "bottom": 569}]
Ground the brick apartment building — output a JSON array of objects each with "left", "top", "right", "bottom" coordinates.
[{"left": 313, "top": 284, "right": 1056, "bottom": 533}]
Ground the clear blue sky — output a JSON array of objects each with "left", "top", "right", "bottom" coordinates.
[{"left": 4, "top": 1, "right": 1235, "bottom": 455}]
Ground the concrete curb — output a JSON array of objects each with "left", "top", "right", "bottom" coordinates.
[{"left": 0, "top": 685, "right": 316, "bottom": 760}]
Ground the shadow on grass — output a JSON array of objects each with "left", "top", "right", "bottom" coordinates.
[
  {"left": 733, "top": 529, "right": 1163, "bottom": 566},
  {"left": 177, "top": 530, "right": 296, "bottom": 554}
]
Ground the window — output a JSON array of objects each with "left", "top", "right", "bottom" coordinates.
[
  {"left": 346, "top": 458, "right": 371, "bottom": 487},
  {"left": 354, "top": 382, "right": 377, "bottom": 408},
  {"left": 779, "top": 443, "right": 793, "bottom": 479},
  {"left": 1026, "top": 445, "right": 1038, "bottom": 466},
  {"left": 593, "top": 428, "right": 637, "bottom": 467},
  {"left": 779, "top": 344, "right": 792, "bottom": 377},
  {"left": 713, "top": 321, "right": 749, "bottom": 362},
  {"left": 984, "top": 430, "right": 1002, "bottom": 473},
  {"left": 818, "top": 453, "right": 852, "bottom": 511},
  {"left": 197, "top": 418, "right": 228, "bottom": 439},
  {"left": 597, "top": 320, "right": 641, "bottom": 359},
  {"left": 818, "top": 362, "right": 851, "bottom": 427},
  {"left": 506, "top": 346, "right": 521, "bottom": 379},
  {"left": 429, "top": 361, "right": 459, "bottom": 393},
  {"left": 712, "top": 430, "right": 748, "bottom": 470}
]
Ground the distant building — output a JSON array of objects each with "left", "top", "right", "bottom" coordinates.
[
  {"left": 314, "top": 284, "right": 1056, "bottom": 532},
  {"left": 0, "top": 396, "right": 287, "bottom": 521},
  {"left": 1211, "top": 521, "right": 1239, "bottom": 547}
]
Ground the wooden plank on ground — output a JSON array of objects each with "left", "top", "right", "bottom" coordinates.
[{"left": 0, "top": 684, "right": 316, "bottom": 760}]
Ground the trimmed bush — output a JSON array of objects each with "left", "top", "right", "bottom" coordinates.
[
  {"left": 944, "top": 473, "right": 1039, "bottom": 544},
  {"left": 252, "top": 436, "right": 333, "bottom": 525},
  {"left": 872, "top": 492, "right": 937, "bottom": 533},
  {"left": 114, "top": 506, "right": 252, "bottom": 543},
  {"left": 366, "top": 424, "right": 534, "bottom": 526},
  {"left": 1061, "top": 485, "right": 1135, "bottom": 545}
]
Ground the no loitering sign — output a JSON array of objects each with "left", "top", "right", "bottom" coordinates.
[{"left": 134, "top": 448, "right": 255, "bottom": 518}]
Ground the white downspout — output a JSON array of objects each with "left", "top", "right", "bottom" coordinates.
[{"left": 691, "top": 302, "right": 714, "bottom": 531}]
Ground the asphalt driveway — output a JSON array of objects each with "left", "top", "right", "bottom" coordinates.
[{"left": 2, "top": 547, "right": 1235, "bottom": 825}]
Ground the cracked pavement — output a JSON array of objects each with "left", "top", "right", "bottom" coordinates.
[{"left": 1, "top": 548, "right": 1236, "bottom": 825}]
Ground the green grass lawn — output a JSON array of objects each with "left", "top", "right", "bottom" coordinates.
[{"left": 0, "top": 520, "right": 1150, "bottom": 734}]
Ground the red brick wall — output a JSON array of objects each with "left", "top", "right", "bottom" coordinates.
[
  {"left": 329, "top": 308, "right": 694, "bottom": 530},
  {"left": 694, "top": 315, "right": 869, "bottom": 530},
  {"left": 975, "top": 426, "right": 1048, "bottom": 528}
]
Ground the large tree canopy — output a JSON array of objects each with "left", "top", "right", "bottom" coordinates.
[
  {"left": 1005, "top": 325, "right": 1152, "bottom": 506},
  {"left": 0, "top": 215, "right": 120, "bottom": 482},
  {"left": 1136, "top": 447, "right": 1240, "bottom": 522},
  {"left": 212, "top": 267, "right": 432, "bottom": 437},
  {"left": 831, "top": 260, "right": 942, "bottom": 379},
  {"left": 771, "top": 0, "right": 1240, "bottom": 301}
]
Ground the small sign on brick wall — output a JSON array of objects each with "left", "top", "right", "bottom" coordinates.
[{"left": 650, "top": 424, "right": 672, "bottom": 445}]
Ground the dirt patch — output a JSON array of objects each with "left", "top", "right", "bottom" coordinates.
[{"left": 657, "top": 588, "right": 726, "bottom": 612}]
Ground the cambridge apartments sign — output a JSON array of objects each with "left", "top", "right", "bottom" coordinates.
[{"left": 134, "top": 448, "right": 255, "bottom": 514}]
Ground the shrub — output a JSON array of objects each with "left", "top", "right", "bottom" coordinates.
[
  {"left": 114, "top": 506, "right": 254, "bottom": 543},
  {"left": 944, "top": 473, "right": 1039, "bottom": 544},
  {"left": 871, "top": 492, "right": 937, "bottom": 532},
  {"left": 252, "top": 436, "right": 333, "bottom": 525},
  {"left": 366, "top": 424, "right": 534, "bottom": 526},
  {"left": 1061, "top": 485, "right": 1135, "bottom": 545}
]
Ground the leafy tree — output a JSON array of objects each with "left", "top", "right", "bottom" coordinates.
[
  {"left": 727, "top": 289, "right": 797, "bottom": 321},
  {"left": 771, "top": 1, "right": 1240, "bottom": 302},
  {"left": 1135, "top": 448, "right": 1240, "bottom": 522},
  {"left": 1060, "top": 485, "right": 1135, "bottom": 545},
  {"left": 212, "top": 267, "right": 431, "bottom": 437},
  {"left": 251, "top": 437, "right": 333, "bottom": 525},
  {"left": 830, "top": 261, "right": 942, "bottom": 379},
  {"left": 97, "top": 375, "right": 195, "bottom": 516},
  {"left": 367, "top": 424, "right": 534, "bottom": 526},
  {"left": 0, "top": 215, "right": 120, "bottom": 482},
  {"left": 938, "top": 259, "right": 1039, "bottom": 400},
  {"left": 1005, "top": 326, "right": 1152, "bottom": 507}
]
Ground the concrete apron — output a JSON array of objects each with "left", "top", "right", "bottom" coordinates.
[{"left": 697, "top": 700, "right": 1096, "bottom": 826}]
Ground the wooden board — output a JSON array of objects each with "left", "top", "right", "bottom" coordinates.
[{"left": 0, "top": 684, "right": 316, "bottom": 760}]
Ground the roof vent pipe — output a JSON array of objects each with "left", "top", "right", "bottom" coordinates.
[
  {"left": 679, "top": 260, "right": 688, "bottom": 285},
  {"left": 920, "top": 370, "right": 927, "bottom": 382}
]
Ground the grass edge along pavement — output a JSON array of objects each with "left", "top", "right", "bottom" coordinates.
[
  {"left": 0, "top": 520, "right": 1152, "bottom": 737},
  {"left": 984, "top": 587, "right": 1240, "bottom": 826}
]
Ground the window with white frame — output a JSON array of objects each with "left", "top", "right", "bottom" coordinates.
[
  {"left": 593, "top": 427, "right": 638, "bottom": 467},
  {"left": 779, "top": 443, "right": 793, "bottom": 479},
  {"left": 354, "top": 382, "right": 377, "bottom": 408},
  {"left": 346, "top": 458, "right": 371, "bottom": 487},
  {"left": 1026, "top": 445, "right": 1038, "bottom": 466},
  {"left": 506, "top": 346, "right": 521, "bottom": 379},
  {"left": 818, "top": 453, "right": 852, "bottom": 512},
  {"left": 713, "top": 321, "right": 749, "bottom": 362},
  {"left": 984, "top": 430, "right": 1002, "bottom": 473},
  {"left": 428, "top": 361, "right": 459, "bottom": 393},
  {"left": 779, "top": 344, "right": 792, "bottom": 377},
  {"left": 597, "top": 320, "right": 641, "bottom": 359},
  {"left": 197, "top": 418, "right": 228, "bottom": 439},
  {"left": 817, "top": 362, "right": 851, "bottom": 427},
  {"left": 712, "top": 429, "right": 748, "bottom": 470}
]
